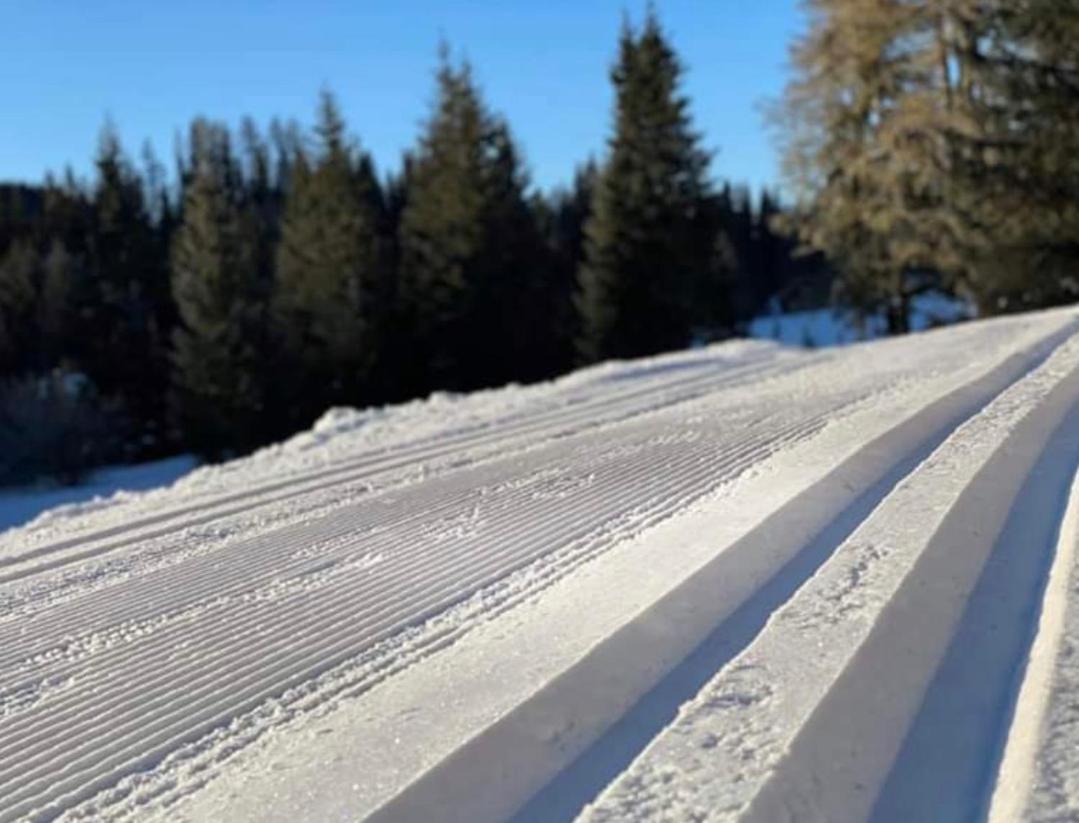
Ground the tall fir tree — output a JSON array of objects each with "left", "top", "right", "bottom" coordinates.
[
  {"left": 967, "top": 0, "right": 1079, "bottom": 311},
  {"left": 371, "top": 154, "right": 414, "bottom": 402},
  {"left": 37, "top": 239, "right": 78, "bottom": 369},
  {"left": 397, "top": 50, "right": 548, "bottom": 392},
  {"left": 0, "top": 240, "right": 39, "bottom": 375},
  {"left": 0, "top": 235, "right": 79, "bottom": 377},
  {"left": 170, "top": 120, "right": 268, "bottom": 459},
  {"left": 239, "top": 117, "right": 288, "bottom": 294},
  {"left": 84, "top": 124, "right": 173, "bottom": 441},
  {"left": 576, "top": 11, "right": 724, "bottom": 363},
  {"left": 690, "top": 192, "right": 739, "bottom": 337},
  {"left": 534, "top": 161, "right": 599, "bottom": 374},
  {"left": 272, "top": 91, "right": 386, "bottom": 428},
  {"left": 0, "top": 185, "right": 44, "bottom": 259}
]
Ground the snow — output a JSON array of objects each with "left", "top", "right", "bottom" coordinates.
[
  {"left": 987, "top": 466, "right": 1079, "bottom": 822},
  {"left": 748, "top": 291, "right": 972, "bottom": 347},
  {"left": 3, "top": 307, "right": 1079, "bottom": 822},
  {"left": 0, "top": 455, "right": 197, "bottom": 536},
  {"left": 583, "top": 316, "right": 1079, "bottom": 822}
]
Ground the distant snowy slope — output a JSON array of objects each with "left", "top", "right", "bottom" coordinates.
[
  {"left": 748, "top": 292, "right": 972, "bottom": 347},
  {"left": 3, "top": 308, "right": 1079, "bottom": 822},
  {"left": 0, "top": 456, "right": 197, "bottom": 536}
]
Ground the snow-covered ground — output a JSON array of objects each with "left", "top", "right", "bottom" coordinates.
[
  {"left": 748, "top": 292, "right": 972, "bottom": 347},
  {"left": 3, "top": 306, "right": 1079, "bottom": 822},
  {"left": 0, "top": 455, "right": 197, "bottom": 536}
]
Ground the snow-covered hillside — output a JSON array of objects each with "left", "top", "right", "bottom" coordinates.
[{"left": 3, "top": 306, "right": 1079, "bottom": 822}]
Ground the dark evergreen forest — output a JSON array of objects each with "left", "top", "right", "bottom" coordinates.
[{"left": 0, "top": 14, "right": 821, "bottom": 482}]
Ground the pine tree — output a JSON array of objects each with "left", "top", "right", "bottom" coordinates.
[
  {"left": 576, "top": 11, "right": 720, "bottom": 363},
  {"left": 536, "top": 161, "right": 599, "bottom": 373},
  {"left": 85, "top": 124, "right": 173, "bottom": 440},
  {"left": 0, "top": 185, "right": 44, "bottom": 257},
  {"left": 370, "top": 155, "right": 413, "bottom": 402},
  {"left": 398, "top": 50, "right": 547, "bottom": 391},
  {"left": 272, "top": 91, "right": 386, "bottom": 428},
  {"left": 170, "top": 120, "right": 268, "bottom": 459},
  {"left": 550, "top": 162, "right": 598, "bottom": 279},
  {"left": 966, "top": 0, "right": 1079, "bottom": 311},
  {"left": 690, "top": 193, "right": 739, "bottom": 337},
  {"left": 476, "top": 121, "right": 558, "bottom": 384},
  {"left": 752, "top": 191, "right": 783, "bottom": 310},
  {"left": 240, "top": 117, "right": 283, "bottom": 291},
  {"left": 0, "top": 240, "right": 38, "bottom": 374},
  {"left": 40, "top": 171, "right": 92, "bottom": 258},
  {"left": 38, "top": 239, "right": 77, "bottom": 368},
  {"left": 40, "top": 175, "right": 97, "bottom": 371},
  {"left": 0, "top": 237, "right": 80, "bottom": 376}
]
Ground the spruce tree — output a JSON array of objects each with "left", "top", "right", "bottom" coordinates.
[
  {"left": 170, "top": 120, "right": 267, "bottom": 459},
  {"left": 38, "top": 239, "right": 77, "bottom": 369},
  {"left": 86, "top": 124, "right": 172, "bottom": 440},
  {"left": 0, "top": 238, "right": 80, "bottom": 377},
  {"left": 691, "top": 193, "right": 739, "bottom": 337},
  {"left": 476, "top": 121, "right": 557, "bottom": 384},
  {"left": 398, "top": 50, "right": 547, "bottom": 391},
  {"left": 0, "top": 185, "right": 44, "bottom": 257},
  {"left": 273, "top": 91, "right": 385, "bottom": 428},
  {"left": 576, "top": 11, "right": 720, "bottom": 363},
  {"left": 967, "top": 0, "right": 1079, "bottom": 311},
  {"left": 40, "top": 172, "right": 92, "bottom": 259},
  {"left": 240, "top": 117, "right": 284, "bottom": 292},
  {"left": 0, "top": 240, "right": 38, "bottom": 374},
  {"left": 535, "top": 161, "right": 599, "bottom": 374},
  {"left": 371, "top": 155, "right": 414, "bottom": 402}
]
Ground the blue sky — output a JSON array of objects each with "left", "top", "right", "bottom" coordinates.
[{"left": 3, "top": 1, "right": 802, "bottom": 193}]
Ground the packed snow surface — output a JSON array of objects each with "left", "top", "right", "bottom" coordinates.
[{"left": 4, "top": 307, "right": 1079, "bottom": 822}]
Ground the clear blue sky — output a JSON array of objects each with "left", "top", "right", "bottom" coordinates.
[{"left": 3, "top": 1, "right": 802, "bottom": 194}]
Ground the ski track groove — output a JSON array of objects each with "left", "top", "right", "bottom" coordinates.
[
  {"left": 2, "top": 413, "right": 825, "bottom": 763},
  {"left": 575, "top": 320, "right": 1079, "bottom": 823},
  {"left": 0, "top": 405, "right": 822, "bottom": 678},
  {"left": 3, "top": 430, "right": 816, "bottom": 819},
  {"left": 733, "top": 363, "right": 1079, "bottom": 823},
  {"left": 99, "top": 503, "right": 702, "bottom": 822}
]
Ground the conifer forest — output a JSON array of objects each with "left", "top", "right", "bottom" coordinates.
[{"left": 1, "top": 4, "right": 1077, "bottom": 483}]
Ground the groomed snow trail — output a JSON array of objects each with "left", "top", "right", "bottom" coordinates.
[{"left": 3, "top": 309, "right": 1079, "bottom": 822}]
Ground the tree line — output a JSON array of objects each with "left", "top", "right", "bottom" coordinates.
[
  {"left": 0, "top": 13, "right": 810, "bottom": 479},
  {"left": 776, "top": 0, "right": 1079, "bottom": 333}
]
